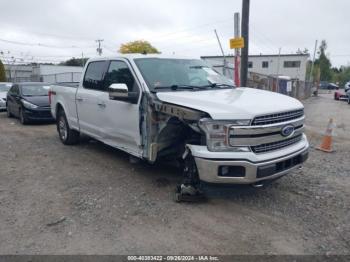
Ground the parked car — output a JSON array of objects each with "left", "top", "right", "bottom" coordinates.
[
  {"left": 0, "top": 82, "right": 12, "bottom": 111},
  {"left": 50, "top": 55, "right": 309, "bottom": 201},
  {"left": 6, "top": 82, "right": 53, "bottom": 124},
  {"left": 334, "top": 89, "right": 348, "bottom": 100},
  {"left": 319, "top": 82, "right": 338, "bottom": 90},
  {"left": 346, "top": 88, "right": 350, "bottom": 104}
]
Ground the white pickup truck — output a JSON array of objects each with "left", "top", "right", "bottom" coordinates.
[{"left": 50, "top": 54, "right": 309, "bottom": 201}]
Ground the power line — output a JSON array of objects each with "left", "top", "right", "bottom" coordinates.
[{"left": 0, "top": 38, "right": 95, "bottom": 49}]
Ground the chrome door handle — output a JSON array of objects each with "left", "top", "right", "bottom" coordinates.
[
  {"left": 97, "top": 102, "right": 106, "bottom": 108},
  {"left": 76, "top": 97, "right": 84, "bottom": 102}
]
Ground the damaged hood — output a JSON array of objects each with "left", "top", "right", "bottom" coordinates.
[{"left": 156, "top": 87, "right": 304, "bottom": 120}]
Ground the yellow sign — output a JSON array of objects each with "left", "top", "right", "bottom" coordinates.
[{"left": 230, "top": 37, "right": 245, "bottom": 49}]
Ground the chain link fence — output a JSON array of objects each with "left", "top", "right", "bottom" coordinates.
[{"left": 247, "top": 72, "right": 312, "bottom": 100}]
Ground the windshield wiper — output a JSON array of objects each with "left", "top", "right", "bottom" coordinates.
[
  {"left": 206, "top": 83, "right": 235, "bottom": 88},
  {"left": 153, "top": 85, "right": 208, "bottom": 91}
]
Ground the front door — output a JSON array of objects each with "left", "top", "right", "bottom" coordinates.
[{"left": 99, "top": 59, "right": 142, "bottom": 156}]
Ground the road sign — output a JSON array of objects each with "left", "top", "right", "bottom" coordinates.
[{"left": 230, "top": 37, "right": 244, "bottom": 49}]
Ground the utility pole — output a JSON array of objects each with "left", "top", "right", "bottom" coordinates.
[
  {"left": 309, "top": 40, "right": 318, "bottom": 83},
  {"left": 276, "top": 47, "right": 282, "bottom": 92},
  {"left": 234, "top": 12, "right": 241, "bottom": 86},
  {"left": 240, "top": 0, "right": 250, "bottom": 87},
  {"left": 81, "top": 52, "right": 84, "bottom": 67},
  {"left": 214, "top": 29, "right": 227, "bottom": 77},
  {"left": 96, "top": 39, "right": 104, "bottom": 56}
]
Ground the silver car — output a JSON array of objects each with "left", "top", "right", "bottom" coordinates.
[{"left": 0, "top": 82, "right": 13, "bottom": 110}]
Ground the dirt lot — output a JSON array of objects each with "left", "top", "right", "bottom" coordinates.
[{"left": 0, "top": 92, "right": 349, "bottom": 255}]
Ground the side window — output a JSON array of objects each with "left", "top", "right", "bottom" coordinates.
[
  {"left": 83, "top": 61, "right": 107, "bottom": 91},
  {"left": 105, "top": 61, "right": 139, "bottom": 93},
  {"left": 10, "top": 85, "right": 19, "bottom": 95}
]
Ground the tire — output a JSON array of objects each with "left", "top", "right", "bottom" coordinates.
[
  {"left": 57, "top": 109, "right": 80, "bottom": 145},
  {"left": 19, "top": 108, "right": 28, "bottom": 125},
  {"left": 348, "top": 97, "right": 350, "bottom": 105},
  {"left": 6, "top": 104, "right": 13, "bottom": 118}
]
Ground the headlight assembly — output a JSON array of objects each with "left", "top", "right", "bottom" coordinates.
[
  {"left": 198, "top": 118, "right": 251, "bottom": 152},
  {"left": 22, "top": 99, "right": 38, "bottom": 109}
]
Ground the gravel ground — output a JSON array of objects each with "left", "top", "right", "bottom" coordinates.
[{"left": 0, "top": 92, "right": 349, "bottom": 255}]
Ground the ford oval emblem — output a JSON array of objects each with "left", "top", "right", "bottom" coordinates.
[{"left": 281, "top": 125, "right": 295, "bottom": 137}]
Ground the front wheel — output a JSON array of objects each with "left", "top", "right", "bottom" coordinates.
[
  {"left": 57, "top": 110, "right": 80, "bottom": 145},
  {"left": 19, "top": 108, "right": 28, "bottom": 125}
]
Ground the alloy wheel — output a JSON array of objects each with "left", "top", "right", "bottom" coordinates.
[{"left": 58, "top": 116, "right": 68, "bottom": 141}]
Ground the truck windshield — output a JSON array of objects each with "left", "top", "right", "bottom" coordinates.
[
  {"left": 21, "top": 84, "right": 50, "bottom": 96},
  {"left": 134, "top": 58, "right": 234, "bottom": 91}
]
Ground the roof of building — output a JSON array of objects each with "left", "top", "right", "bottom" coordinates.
[{"left": 201, "top": 54, "right": 310, "bottom": 59}]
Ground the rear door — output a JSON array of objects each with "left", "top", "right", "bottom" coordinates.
[{"left": 76, "top": 60, "right": 108, "bottom": 138}]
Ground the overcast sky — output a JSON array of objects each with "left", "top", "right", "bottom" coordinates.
[{"left": 0, "top": 0, "right": 349, "bottom": 67}]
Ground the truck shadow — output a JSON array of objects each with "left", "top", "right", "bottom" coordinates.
[{"left": 76, "top": 137, "right": 282, "bottom": 203}]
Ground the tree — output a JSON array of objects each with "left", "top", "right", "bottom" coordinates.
[
  {"left": 0, "top": 59, "right": 6, "bottom": 82},
  {"left": 119, "top": 40, "right": 160, "bottom": 54},
  {"left": 314, "top": 40, "right": 332, "bottom": 81},
  {"left": 60, "top": 57, "right": 88, "bottom": 67}
]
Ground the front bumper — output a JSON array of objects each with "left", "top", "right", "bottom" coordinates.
[
  {"left": 23, "top": 108, "right": 54, "bottom": 121},
  {"left": 188, "top": 134, "right": 309, "bottom": 184}
]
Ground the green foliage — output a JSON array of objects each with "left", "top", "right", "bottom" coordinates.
[
  {"left": 60, "top": 57, "right": 88, "bottom": 67},
  {"left": 332, "top": 66, "right": 350, "bottom": 87},
  {"left": 314, "top": 40, "right": 332, "bottom": 81},
  {"left": 0, "top": 59, "right": 6, "bottom": 82},
  {"left": 119, "top": 40, "right": 160, "bottom": 54}
]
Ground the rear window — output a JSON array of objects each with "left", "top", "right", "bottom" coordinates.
[{"left": 83, "top": 61, "right": 107, "bottom": 91}]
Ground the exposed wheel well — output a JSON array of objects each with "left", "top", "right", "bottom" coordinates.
[{"left": 56, "top": 103, "right": 64, "bottom": 118}]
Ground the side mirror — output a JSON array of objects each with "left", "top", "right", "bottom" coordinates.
[
  {"left": 109, "top": 83, "right": 128, "bottom": 99},
  {"left": 108, "top": 83, "right": 139, "bottom": 104}
]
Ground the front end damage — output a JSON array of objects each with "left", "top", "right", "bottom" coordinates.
[
  {"left": 139, "top": 92, "right": 309, "bottom": 202},
  {"left": 140, "top": 94, "right": 208, "bottom": 201}
]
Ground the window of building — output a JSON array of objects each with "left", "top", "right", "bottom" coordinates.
[
  {"left": 248, "top": 61, "right": 253, "bottom": 68},
  {"left": 83, "top": 61, "right": 108, "bottom": 91},
  {"left": 284, "top": 61, "right": 301, "bottom": 68},
  {"left": 105, "top": 61, "right": 139, "bottom": 93},
  {"left": 262, "top": 61, "right": 269, "bottom": 68}
]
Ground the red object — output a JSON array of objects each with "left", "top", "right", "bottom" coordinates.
[
  {"left": 334, "top": 90, "right": 346, "bottom": 100},
  {"left": 234, "top": 56, "right": 240, "bottom": 86}
]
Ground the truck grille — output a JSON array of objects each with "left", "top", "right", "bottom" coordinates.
[
  {"left": 252, "top": 109, "right": 304, "bottom": 126},
  {"left": 251, "top": 134, "right": 303, "bottom": 154}
]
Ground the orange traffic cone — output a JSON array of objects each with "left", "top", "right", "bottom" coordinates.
[{"left": 316, "top": 118, "right": 335, "bottom": 153}]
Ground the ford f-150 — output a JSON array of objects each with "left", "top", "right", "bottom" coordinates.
[{"left": 50, "top": 54, "right": 309, "bottom": 201}]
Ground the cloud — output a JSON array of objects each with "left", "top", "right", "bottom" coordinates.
[{"left": 0, "top": 0, "right": 349, "bottom": 66}]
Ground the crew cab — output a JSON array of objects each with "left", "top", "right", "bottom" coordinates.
[{"left": 50, "top": 54, "right": 309, "bottom": 197}]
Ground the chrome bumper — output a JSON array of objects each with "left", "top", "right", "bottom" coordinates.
[{"left": 193, "top": 143, "right": 309, "bottom": 184}]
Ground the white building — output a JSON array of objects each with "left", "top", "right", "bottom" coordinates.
[
  {"left": 33, "top": 65, "right": 83, "bottom": 83},
  {"left": 201, "top": 54, "right": 310, "bottom": 81},
  {"left": 4, "top": 64, "right": 83, "bottom": 83}
]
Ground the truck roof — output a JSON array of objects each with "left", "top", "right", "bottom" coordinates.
[{"left": 88, "top": 53, "right": 200, "bottom": 62}]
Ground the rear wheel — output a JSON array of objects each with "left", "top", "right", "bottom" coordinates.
[
  {"left": 19, "top": 108, "right": 28, "bottom": 125},
  {"left": 57, "top": 109, "right": 79, "bottom": 145}
]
